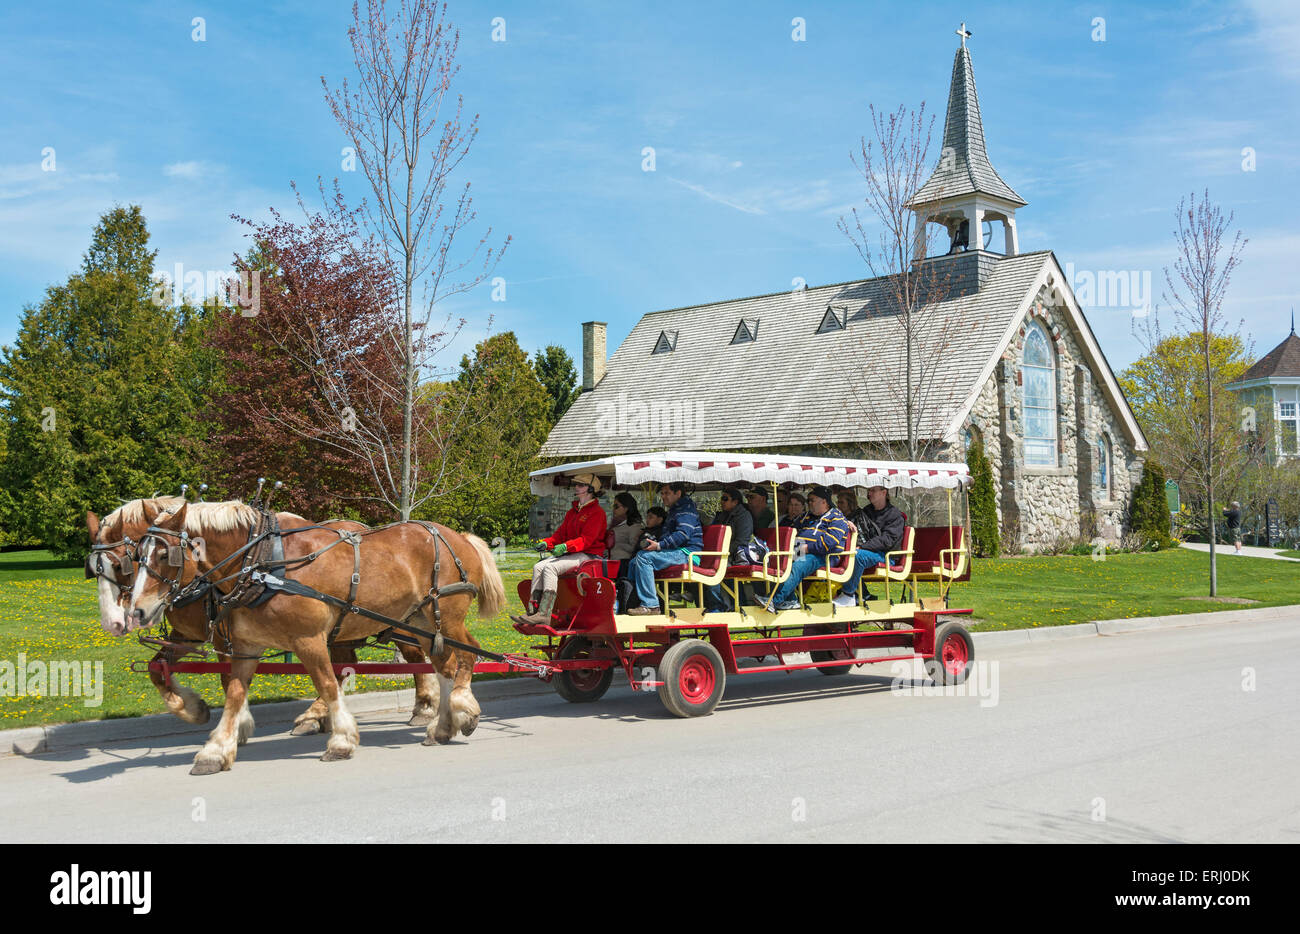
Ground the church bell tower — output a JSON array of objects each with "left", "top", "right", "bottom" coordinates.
[{"left": 907, "top": 25, "right": 1026, "bottom": 260}]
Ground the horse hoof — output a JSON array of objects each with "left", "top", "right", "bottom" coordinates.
[
  {"left": 291, "top": 719, "right": 323, "bottom": 736},
  {"left": 459, "top": 716, "right": 479, "bottom": 737},
  {"left": 321, "top": 746, "right": 354, "bottom": 762},
  {"left": 407, "top": 712, "right": 435, "bottom": 728},
  {"left": 190, "top": 756, "right": 225, "bottom": 776}
]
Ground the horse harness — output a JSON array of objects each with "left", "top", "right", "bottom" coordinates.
[{"left": 137, "top": 512, "right": 495, "bottom": 664}]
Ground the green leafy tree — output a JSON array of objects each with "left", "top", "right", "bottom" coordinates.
[
  {"left": 419, "top": 332, "right": 551, "bottom": 539},
  {"left": 0, "top": 206, "right": 209, "bottom": 557},
  {"left": 533, "top": 345, "right": 579, "bottom": 424},
  {"left": 966, "top": 440, "right": 999, "bottom": 557},
  {"left": 1119, "top": 330, "right": 1251, "bottom": 541}
]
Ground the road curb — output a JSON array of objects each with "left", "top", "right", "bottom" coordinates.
[{"left": 4, "top": 603, "right": 1296, "bottom": 758}]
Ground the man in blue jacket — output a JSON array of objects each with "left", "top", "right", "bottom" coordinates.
[
  {"left": 627, "top": 482, "right": 704, "bottom": 615},
  {"left": 767, "top": 486, "right": 853, "bottom": 611}
]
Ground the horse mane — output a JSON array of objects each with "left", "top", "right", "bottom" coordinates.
[
  {"left": 103, "top": 496, "right": 186, "bottom": 534},
  {"left": 162, "top": 500, "right": 262, "bottom": 535}
]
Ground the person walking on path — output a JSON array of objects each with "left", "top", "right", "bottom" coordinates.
[{"left": 1223, "top": 501, "right": 1243, "bottom": 554}]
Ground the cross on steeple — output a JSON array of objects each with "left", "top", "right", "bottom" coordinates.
[{"left": 956, "top": 22, "right": 972, "bottom": 48}]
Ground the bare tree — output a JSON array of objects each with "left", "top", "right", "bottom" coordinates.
[
  {"left": 320, "top": 0, "right": 509, "bottom": 519},
  {"left": 1145, "top": 189, "right": 1247, "bottom": 594},
  {"left": 835, "top": 104, "right": 971, "bottom": 522}
]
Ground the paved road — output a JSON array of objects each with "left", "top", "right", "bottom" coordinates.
[{"left": 2, "top": 615, "right": 1297, "bottom": 843}]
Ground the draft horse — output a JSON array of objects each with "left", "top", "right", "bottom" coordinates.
[
  {"left": 86, "top": 500, "right": 442, "bottom": 749},
  {"left": 126, "top": 501, "right": 504, "bottom": 773}
]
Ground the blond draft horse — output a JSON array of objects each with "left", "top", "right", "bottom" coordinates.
[
  {"left": 127, "top": 501, "right": 505, "bottom": 773},
  {"left": 87, "top": 500, "right": 442, "bottom": 740}
]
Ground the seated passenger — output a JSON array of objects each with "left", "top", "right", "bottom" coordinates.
[
  {"left": 704, "top": 488, "right": 754, "bottom": 613},
  {"left": 835, "top": 484, "right": 905, "bottom": 607},
  {"left": 606, "top": 492, "right": 644, "bottom": 560},
  {"left": 746, "top": 488, "right": 774, "bottom": 530},
  {"left": 836, "top": 487, "right": 859, "bottom": 517},
  {"left": 784, "top": 491, "right": 809, "bottom": 530},
  {"left": 627, "top": 483, "right": 704, "bottom": 616},
  {"left": 514, "top": 474, "right": 608, "bottom": 625},
  {"left": 608, "top": 492, "right": 644, "bottom": 613},
  {"left": 766, "top": 486, "right": 853, "bottom": 611},
  {"left": 642, "top": 506, "right": 667, "bottom": 540}
]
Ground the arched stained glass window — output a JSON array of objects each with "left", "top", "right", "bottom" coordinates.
[
  {"left": 1094, "top": 435, "right": 1111, "bottom": 499},
  {"left": 1022, "top": 322, "right": 1056, "bottom": 467}
]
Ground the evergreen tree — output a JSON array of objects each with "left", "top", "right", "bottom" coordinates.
[
  {"left": 1130, "top": 460, "right": 1173, "bottom": 550},
  {"left": 966, "top": 440, "right": 999, "bottom": 557},
  {"left": 420, "top": 332, "right": 551, "bottom": 539},
  {"left": 533, "top": 345, "right": 579, "bottom": 424},
  {"left": 0, "top": 206, "right": 208, "bottom": 557}
]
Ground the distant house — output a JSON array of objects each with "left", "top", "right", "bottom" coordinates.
[
  {"left": 538, "top": 36, "right": 1149, "bottom": 550},
  {"left": 1227, "top": 319, "right": 1300, "bottom": 460}
]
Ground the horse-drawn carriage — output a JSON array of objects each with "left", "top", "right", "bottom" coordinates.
[
  {"left": 87, "top": 451, "right": 975, "bottom": 771},
  {"left": 518, "top": 452, "right": 976, "bottom": 717}
]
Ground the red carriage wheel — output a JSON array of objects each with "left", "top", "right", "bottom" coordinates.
[
  {"left": 807, "top": 622, "right": 857, "bottom": 676},
  {"left": 659, "top": 639, "right": 726, "bottom": 718},
  {"left": 553, "top": 636, "right": 614, "bottom": 703},
  {"left": 924, "top": 620, "right": 974, "bottom": 685}
]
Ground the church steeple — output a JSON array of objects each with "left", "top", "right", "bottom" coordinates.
[{"left": 908, "top": 27, "right": 1026, "bottom": 259}]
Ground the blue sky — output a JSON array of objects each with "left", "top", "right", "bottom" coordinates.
[{"left": 2, "top": 0, "right": 1296, "bottom": 375}]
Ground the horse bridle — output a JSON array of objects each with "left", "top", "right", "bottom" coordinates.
[
  {"left": 136, "top": 525, "right": 197, "bottom": 604},
  {"left": 86, "top": 538, "right": 137, "bottom": 584}
]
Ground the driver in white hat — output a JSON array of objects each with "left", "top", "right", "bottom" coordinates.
[{"left": 514, "top": 473, "right": 608, "bottom": 626}]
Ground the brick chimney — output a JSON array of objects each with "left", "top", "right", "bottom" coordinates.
[{"left": 582, "top": 321, "right": 607, "bottom": 391}]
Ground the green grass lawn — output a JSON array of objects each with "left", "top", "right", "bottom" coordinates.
[
  {"left": 0, "top": 545, "right": 1295, "bottom": 729},
  {"left": 957, "top": 546, "right": 1299, "bottom": 631},
  {"left": 1278, "top": 550, "right": 1300, "bottom": 560}
]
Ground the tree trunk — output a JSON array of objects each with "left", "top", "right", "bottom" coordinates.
[
  {"left": 400, "top": 164, "right": 415, "bottom": 522},
  {"left": 1205, "top": 340, "right": 1216, "bottom": 596}
]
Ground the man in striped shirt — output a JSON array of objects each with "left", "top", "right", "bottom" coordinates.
[{"left": 766, "top": 486, "right": 853, "bottom": 611}]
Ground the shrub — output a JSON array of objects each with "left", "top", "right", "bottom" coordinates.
[
  {"left": 1130, "top": 460, "right": 1175, "bottom": 549},
  {"left": 966, "top": 442, "right": 1000, "bottom": 557}
]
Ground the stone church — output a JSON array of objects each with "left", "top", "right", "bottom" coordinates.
[{"left": 538, "top": 37, "right": 1148, "bottom": 550}]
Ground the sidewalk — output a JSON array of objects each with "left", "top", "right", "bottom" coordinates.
[
  {"left": 1179, "top": 542, "right": 1300, "bottom": 562},
  {"left": 3, "top": 602, "right": 1297, "bottom": 758}
]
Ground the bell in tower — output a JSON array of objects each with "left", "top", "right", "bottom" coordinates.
[{"left": 950, "top": 219, "right": 970, "bottom": 253}]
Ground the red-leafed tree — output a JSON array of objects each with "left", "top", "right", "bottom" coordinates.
[{"left": 201, "top": 203, "right": 406, "bottom": 521}]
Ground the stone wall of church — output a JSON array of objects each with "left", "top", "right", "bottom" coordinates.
[{"left": 962, "top": 290, "right": 1140, "bottom": 551}]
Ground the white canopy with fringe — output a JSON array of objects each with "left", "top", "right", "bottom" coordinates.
[{"left": 529, "top": 451, "right": 971, "bottom": 495}]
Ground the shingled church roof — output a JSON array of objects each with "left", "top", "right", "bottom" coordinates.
[
  {"left": 908, "top": 44, "right": 1026, "bottom": 208},
  {"left": 541, "top": 251, "right": 1145, "bottom": 457}
]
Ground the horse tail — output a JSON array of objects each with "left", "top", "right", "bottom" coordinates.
[{"left": 463, "top": 533, "right": 506, "bottom": 620}]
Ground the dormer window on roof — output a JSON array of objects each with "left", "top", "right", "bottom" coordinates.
[
  {"left": 731, "top": 318, "right": 759, "bottom": 345},
  {"left": 817, "top": 306, "right": 846, "bottom": 333},
  {"left": 652, "top": 329, "right": 678, "bottom": 354}
]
